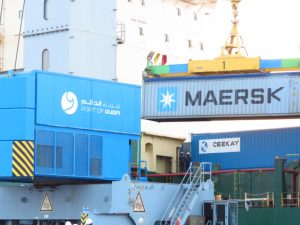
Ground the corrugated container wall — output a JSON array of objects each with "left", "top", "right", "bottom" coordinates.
[
  {"left": 191, "top": 127, "right": 300, "bottom": 170},
  {"left": 142, "top": 72, "right": 300, "bottom": 121},
  {"left": 0, "top": 71, "right": 141, "bottom": 182}
]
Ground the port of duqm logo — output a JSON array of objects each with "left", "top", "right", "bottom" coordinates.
[{"left": 61, "top": 91, "right": 78, "bottom": 115}]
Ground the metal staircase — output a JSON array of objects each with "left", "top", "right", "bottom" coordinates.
[{"left": 160, "top": 162, "right": 212, "bottom": 225}]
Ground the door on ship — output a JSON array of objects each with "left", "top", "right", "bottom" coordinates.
[
  {"left": 203, "top": 201, "right": 238, "bottom": 225},
  {"left": 215, "top": 203, "right": 226, "bottom": 225}
]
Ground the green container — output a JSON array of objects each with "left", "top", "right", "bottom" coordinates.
[
  {"left": 281, "top": 58, "right": 300, "bottom": 68},
  {"left": 150, "top": 65, "right": 170, "bottom": 74}
]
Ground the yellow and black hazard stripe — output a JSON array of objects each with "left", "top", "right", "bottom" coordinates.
[
  {"left": 12, "top": 141, "right": 34, "bottom": 177},
  {"left": 81, "top": 213, "right": 88, "bottom": 225}
]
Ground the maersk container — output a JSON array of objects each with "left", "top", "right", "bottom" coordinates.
[
  {"left": 191, "top": 127, "right": 300, "bottom": 170},
  {"left": 0, "top": 71, "right": 141, "bottom": 182},
  {"left": 142, "top": 72, "right": 300, "bottom": 121}
]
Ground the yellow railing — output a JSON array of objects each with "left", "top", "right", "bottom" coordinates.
[
  {"left": 244, "top": 192, "right": 274, "bottom": 208},
  {"left": 219, "top": 192, "right": 274, "bottom": 208},
  {"left": 281, "top": 192, "right": 300, "bottom": 207}
]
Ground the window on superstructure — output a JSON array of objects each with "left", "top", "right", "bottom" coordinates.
[
  {"left": 194, "top": 13, "right": 198, "bottom": 21},
  {"left": 164, "top": 34, "right": 169, "bottom": 42},
  {"left": 43, "top": 0, "right": 49, "bottom": 20},
  {"left": 18, "top": 10, "right": 23, "bottom": 19},
  {"left": 188, "top": 40, "right": 193, "bottom": 48},
  {"left": 200, "top": 42, "right": 204, "bottom": 51},
  {"left": 177, "top": 8, "right": 181, "bottom": 16},
  {"left": 42, "top": 49, "right": 49, "bottom": 70},
  {"left": 139, "top": 27, "right": 144, "bottom": 36}
]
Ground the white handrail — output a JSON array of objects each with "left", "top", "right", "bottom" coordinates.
[
  {"left": 206, "top": 220, "right": 212, "bottom": 225},
  {"left": 160, "top": 163, "right": 193, "bottom": 225},
  {"left": 169, "top": 164, "right": 203, "bottom": 224},
  {"left": 160, "top": 162, "right": 212, "bottom": 225}
]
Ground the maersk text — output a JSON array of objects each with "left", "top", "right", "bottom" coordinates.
[{"left": 185, "top": 87, "right": 284, "bottom": 106}]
